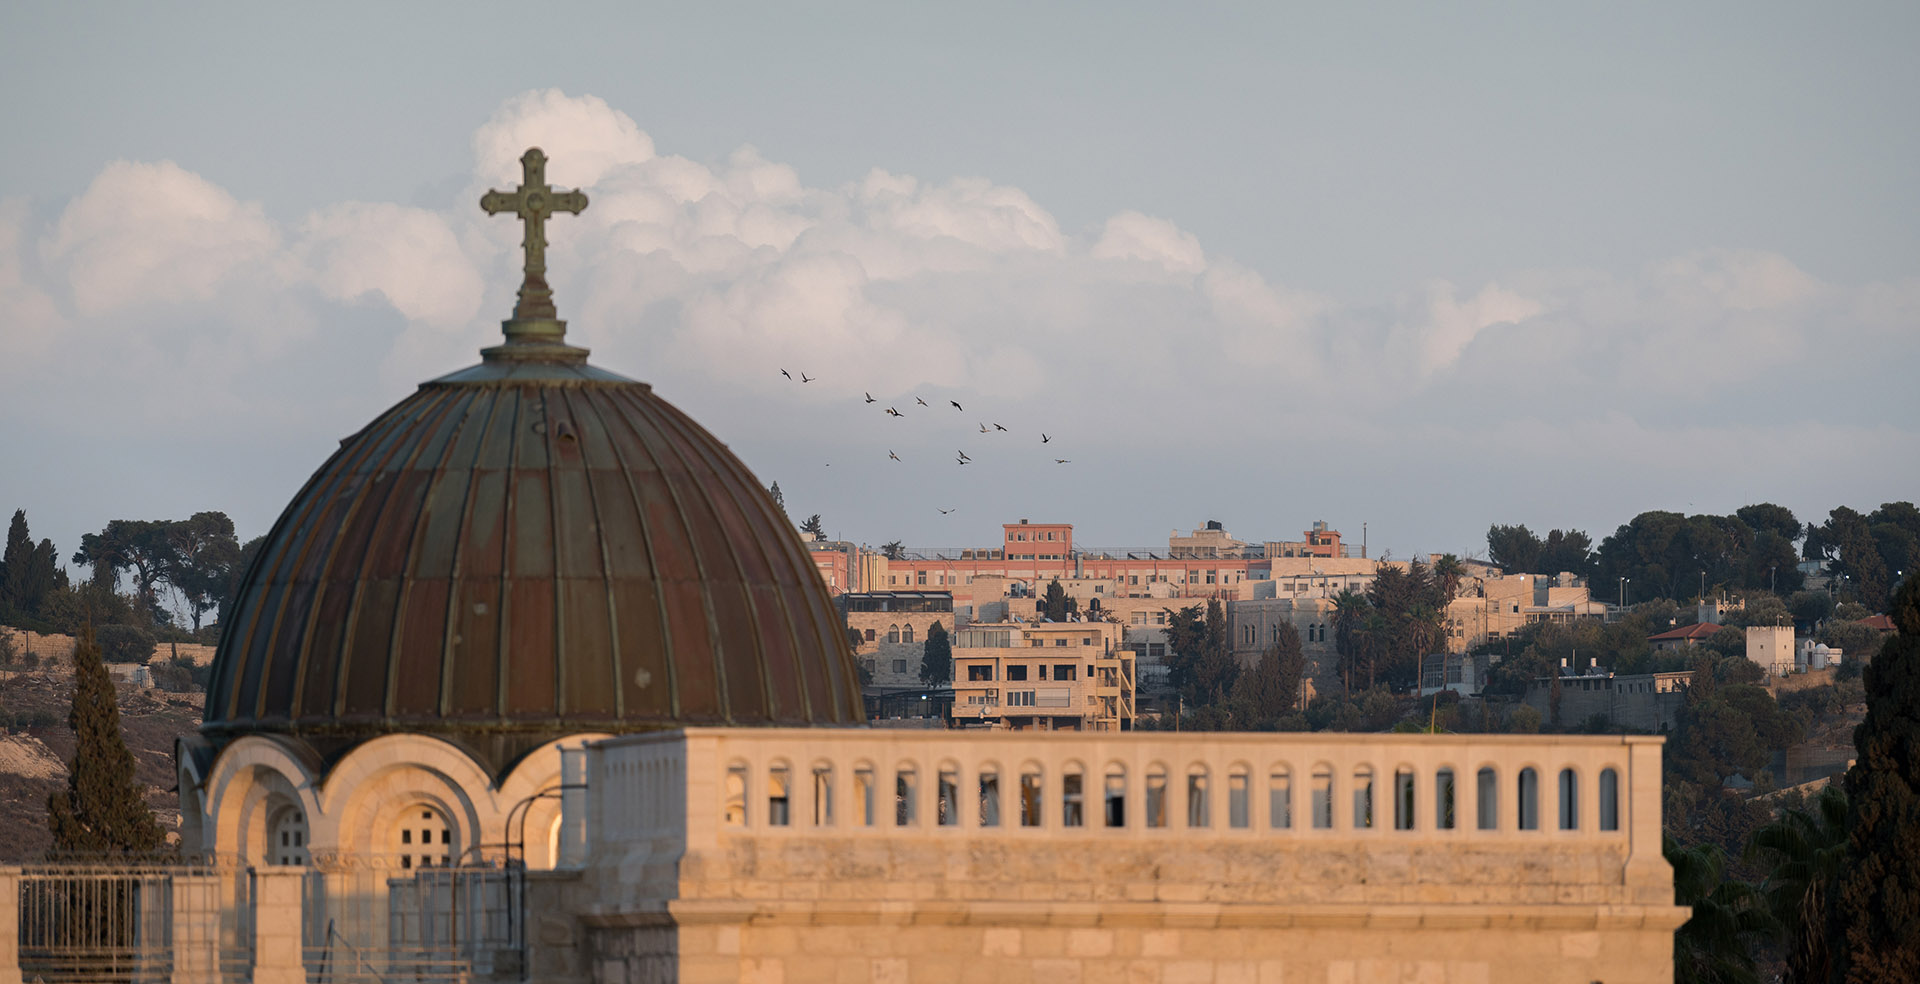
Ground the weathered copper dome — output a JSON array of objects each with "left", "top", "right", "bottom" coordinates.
[{"left": 201, "top": 148, "right": 862, "bottom": 775}]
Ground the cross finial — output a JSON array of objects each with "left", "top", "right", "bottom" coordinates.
[{"left": 480, "top": 147, "right": 589, "bottom": 359}]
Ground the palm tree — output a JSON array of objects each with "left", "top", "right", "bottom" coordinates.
[
  {"left": 1331, "top": 589, "right": 1368, "bottom": 693},
  {"left": 1432, "top": 553, "right": 1466, "bottom": 604},
  {"left": 1669, "top": 837, "right": 1772, "bottom": 984},
  {"left": 1745, "top": 786, "right": 1848, "bottom": 984}
]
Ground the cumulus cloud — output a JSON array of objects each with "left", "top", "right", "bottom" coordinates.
[{"left": 0, "top": 88, "right": 1914, "bottom": 560}]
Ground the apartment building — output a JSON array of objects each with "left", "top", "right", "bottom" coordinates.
[
  {"left": 841, "top": 591, "right": 954, "bottom": 691},
  {"left": 951, "top": 619, "right": 1136, "bottom": 731}
]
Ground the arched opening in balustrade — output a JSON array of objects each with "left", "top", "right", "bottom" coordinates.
[
  {"left": 767, "top": 761, "right": 792, "bottom": 827},
  {"left": 1104, "top": 763, "right": 1127, "bottom": 827},
  {"left": 1268, "top": 765, "right": 1292, "bottom": 829},
  {"left": 1352, "top": 765, "right": 1375, "bottom": 829},
  {"left": 1228, "top": 763, "right": 1252, "bottom": 829},
  {"left": 978, "top": 762, "right": 1002, "bottom": 827},
  {"left": 1599, "top": 767, "right": 1620, "bottom": 832},
  {"left": 895, "top": 762, "right": 919, "bottom": 826},
  {"left": 1435, "top": 767, "right": 1457, "bottom": 830},
  {"left": 1062, "top": 761, "right": 1087, "bottom": 827},
  {"left": 1311, "top": 764, "right": 1334, "bottom": 829},
  {"left": 938, "top": 762, "right": 961, "bottom": 827},
  {"left": 1476, "top": 766, "right": 1498, "bottom": 831},
  {"left": 724, "top": 761, "right": 749, "bottom": 828},
  {"left": 811, "top": 761, "right": 835, "bottom": 826},
  {"left": 1558, "top": 768, "right": 1579, "bottom": 830},
  {"left": 853, "top": 761, "right": 877, "bottom": 826},
  {"left": 1019, "top": 762, "right": 1044, "bottom": 827},
  {"left": 1517, "top": 767, "right": 1540, "bottom": 831},
  {"left": 1186, "top": 763, "right": 1211, "bottom": 828},
  {"left": 1145, "top": 764, "right": 1170, "bottom": 828},
  {"left": 1393, "top": 766, "right": 1416, "bottom": 830}
]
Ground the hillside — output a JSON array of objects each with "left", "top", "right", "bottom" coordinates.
[{"left": 0, "top": 664, "right": 201, "bottom": 862}]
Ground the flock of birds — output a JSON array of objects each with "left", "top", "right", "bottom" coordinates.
[{"left": 779, "top": 368, "right": 1070, "bottom": 512}]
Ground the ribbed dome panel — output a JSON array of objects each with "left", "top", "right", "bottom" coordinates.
[{"left": 204, "top": 365, "right": 861, "bottom": 772}]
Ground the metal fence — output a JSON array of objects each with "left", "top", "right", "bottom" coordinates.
[
  {"left": 302, "top": 856, "right": 523, "bottom": 984},
  {"left": 16, "top": 859, "right": 254, "bottom": 984}
]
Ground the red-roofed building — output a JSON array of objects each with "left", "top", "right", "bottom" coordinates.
[
  {"left": 1649, "top": 621, "right": 1723, "bottom": 651},
  {"left": 1860, "top": 614, "right": 1896, "bottom": 631}
]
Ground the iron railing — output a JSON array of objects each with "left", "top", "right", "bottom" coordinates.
[{"left": 16, "top": 857, "right": 254, "bottom": 984}]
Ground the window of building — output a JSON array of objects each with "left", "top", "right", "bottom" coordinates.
[
  {"left": 903, "top": 624, "right": 915, "bottom": 644},
  {"left": 887, "top": 624, "right": 900, "bottom": 643},
  {"left": 1558, "top": 769, "right": 1579, "bottom": 830},
  {"left": 1105, "top": 766, "right": 1127, "bottom": 827},
  {"left": 1007, "top": 691, "right": 1036, "bottom": 706},
  {"left": 270, "top": 806, "right": 308, "bottom": 867},
  {"left": 1053, "top": 664, "right": 1077, "bottom": 680},
  {"left": 892, "top": 659, "right": 907, "bottom": 674},
  {"left": 393, "top": 806, "right": 453, "bottom": 869},
  {"left": 917, "top": 571, "right": 927, "bottom": 585},
  {"left": 1054, "top": 638, "right": 1067, "bottom": 647},
  {"left": 1269, "top": 767, "right": 1292, "bottom": 829},
  {"left": 1019, "top": 767, "right": 1043, "bottom": 827},
  {"left": 864, "top": 628, "right": 876, "bottom": 642},
  {"left": 1599, "top": 768, "right": 1620, "bottom": 831},
  {"left": 767, "top": 763, "right": 791, "bottom": 826},
  {"left": 968, "top": 665, "right": 995, "bottom": 682},
  {"left": 1030, "top": 638, "right": 1044, "bottom": 647},
  {"left": 1006, "top": 665, "right": 1028, "bottom": 681}
]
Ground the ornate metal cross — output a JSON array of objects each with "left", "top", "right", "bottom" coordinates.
[{"left": 481, "top": 147, "right": 589, "bottom": 322}]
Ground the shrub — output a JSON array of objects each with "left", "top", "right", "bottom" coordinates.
[{"left": 94, "top": 624, "right": 155, "bottom": 664}]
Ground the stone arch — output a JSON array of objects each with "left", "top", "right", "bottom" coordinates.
[
  {"left": 204, "top": 735, "right": 322, "bottom": 867},
  {"left": 320, "top": 734, "right": 493, "bottom": 860}
]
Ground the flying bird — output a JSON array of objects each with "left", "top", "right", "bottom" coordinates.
[
  {"left": 886, "top": 407, "right": 903, "bottom": 417},
  {"left": 916, "top": 397, "right": 929, "bottom": 407},
  {"left": 993, "top": 423, "right": 1008, "bottom": 432},
  {"left": 864, "top": 392, "right": 876, "bottom": 404},
  {"left": 889, "top": 451, "right": 900, "bottom": 461},
  {"left": 938, "top": 508, "right": 955, "bottom": 515},
  {"left": 780, "top": 369, "right": 792, "bottom": 380},
  {"left": 979, "top": 423, "right": 990, "bottom": 433},
  {"left": 957, "top": 450, "right": 971, "bottom": 462},
  {"left": 1041, "top": 433, "right": 1050, "bottom": 443},
  {"left": 957, "top": 456, "right": 970, "bottom": 465},
  {"left": 801, "top": 373, "right": 813, "bottom": 383},
  {"left": 950, "top": 401, "right": 963, "bottom": 411},
  {"left": 1054, "top": 458, "right": 1071, "bottom": 464}
]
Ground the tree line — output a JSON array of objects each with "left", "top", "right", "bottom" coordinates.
[{"left": 1485, "top": 501, "right": 1917, "bottom": 611}]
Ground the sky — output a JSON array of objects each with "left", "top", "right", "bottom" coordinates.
[{"left": 1, "top": 2, "right": 1916, "bottom": 571}]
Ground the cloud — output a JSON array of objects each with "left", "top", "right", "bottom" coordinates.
[{"left": 0, "top": 88, "right": 1914, "bottom": 562}]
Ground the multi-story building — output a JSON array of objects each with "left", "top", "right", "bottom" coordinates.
[
  {"left": 1443, "top": 572, "right": 1604, "bottom": 654},
  {"left": 951, "top": 618, "right": 1135, "bottom": 730},
  {"left": 840, "top": 591, "right": 954, "bottom": 691}
]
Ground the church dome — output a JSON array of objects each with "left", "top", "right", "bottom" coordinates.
[{"left": 202, "top": 148, "right": 862, "bottom": 775}]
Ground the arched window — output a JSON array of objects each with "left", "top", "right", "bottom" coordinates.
[
  {"left": 938, "top": 763, "right": 960, "bottom": 827},
  {"left": 1228, "top": 765, "right": 1251, "bottom": 829},
  {"left": 1517, "top": 768, "right": 1540, "bottom": 831},
  {"left": 853, "top": 762, "right": 876, "bottom": 826},
  {"left": 903, "top": 623, "right": 916, "bottom": 644},
  {"left": 1145, "top": 765, "right": 1169, "bottom": 828},
  {"left": 269, "top": 805, "right": 308, "bottom": 867},
  {"left": 1186, "top": 764, "right": 1211, "bottom": 828},
  {"left": 1435, "top": 768, "right": 1456, "bottom": 830},
  {"left": 1476, "top": 767, "right": 1499, "bottom": 830},
  {"left": 979, "top": 763, "right": 1002, "bottom": 827},
  {"left": 1062, "top": 762, "right": 1085, "bottom": 827},
  {"left": 895, "top": 763, "right": 919, "bottom": 826},
  {"left": 1268, "top": 766, "right": 1292, "bottom": 829},
  {"left": 811, "top": 762, "right": 835, "bottom": 826},
  {"left": 1558, "top": 768, "right": 1579, "bottom": 830},
  {"left": 1312, "top": 765, "right": 1334, "bottom": 829},
  {"left": 1394, "top": 768, "right": 1416, "bottom": 830},
  {"left": 1599, "top": 768, "right": 1620, "bottom": 831},
  {"left": 1019, "top": 764, "right": 1044, "bottom": 827},
  {"left": 1104, "top": 764, "right": 1127, "bottom": 827},
  {"left": 767, "top": 762, "right": 792, "bottom": 826},
  {"left": 724, "top": 763, "right": 748, "bottom": 827},
  {"left": 391, "top": 805, "right": 454, "bottom": 869},
  {"left": 1352, "top": 765, "right": 1375, "bottom": 829},
  {"left": 887, "top": 625, "right": 901, "bottom": 644}
]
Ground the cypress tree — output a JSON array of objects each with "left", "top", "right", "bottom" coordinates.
[
  {"left": 1828, "top": 575, "right": 1920, "bottom": 981},
  {"left": 0, "top": 508, "right": 30, "bottom": 611},
  {"left": 919, "top": 621, "right": 952, "bottom": 687},
  {"left": 46, "top": 624, "right": 166, "bottom": 856}
]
